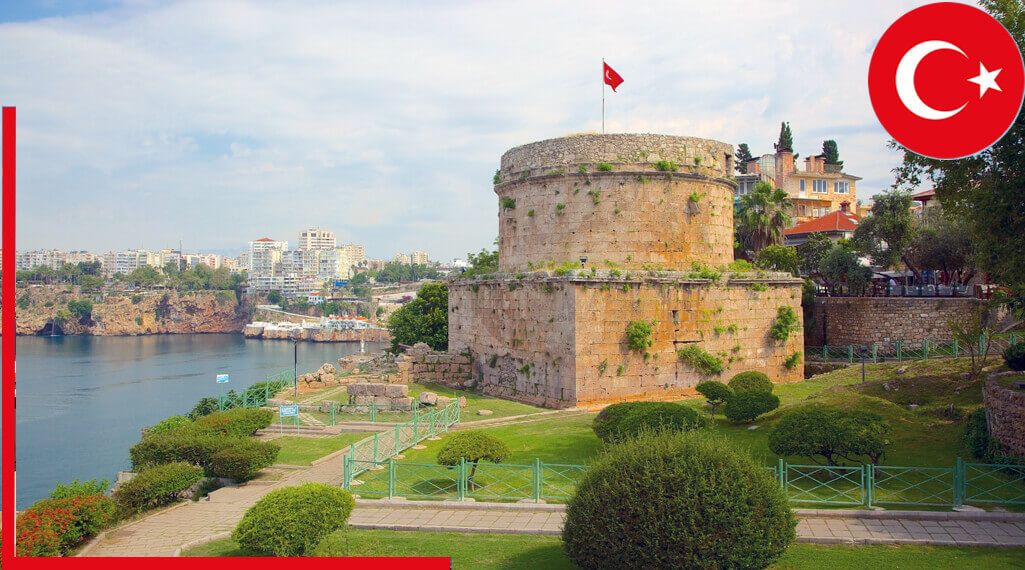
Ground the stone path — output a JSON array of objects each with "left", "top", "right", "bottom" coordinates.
[{"left": 350, "top": 504, "right": 1025, "bottom": 547}]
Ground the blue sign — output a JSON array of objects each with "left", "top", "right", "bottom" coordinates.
[
  {"left": 279, "top": 405, "right": 299, "bottom": 417},
  {"left": 216, "top": 374, "right": 229, "bottom": 384}
]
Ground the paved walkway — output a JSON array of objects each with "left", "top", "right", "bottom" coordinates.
[{"left": 350, "top": 504, "right": 1025, "bottom": 547}]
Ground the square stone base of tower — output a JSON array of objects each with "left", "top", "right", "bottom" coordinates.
[{"left": 448, "top": 272, "right": 805, "bottom": 409}]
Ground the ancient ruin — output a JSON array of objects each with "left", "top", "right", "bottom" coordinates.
[{"left": 447, "top": 134, "right": 804, "bottom": 408}]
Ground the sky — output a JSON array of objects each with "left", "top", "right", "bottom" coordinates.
[{"left": 1, "top": 0, "right": 961, "bottom": 261}]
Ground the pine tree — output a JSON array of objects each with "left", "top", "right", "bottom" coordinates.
[
  {"left": 735, "top": 143, "right": 753, "bottom": 174},
  {"left": 774, "top": 122, "right": 793, "bottom": 153},
  {"left": 822, "top": 140, "right": 842, "bottom": 166}
]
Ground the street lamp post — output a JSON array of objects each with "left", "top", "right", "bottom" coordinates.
[
  {"left": 293, "top": 336, "right": 299, "bottom": 399},
  {"left": 857, "top": 345, "right": 869, "bottom": 384}
]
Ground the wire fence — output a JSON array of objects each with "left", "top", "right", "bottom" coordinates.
[
  {"left": 217, "top": 369, "right": 295, "bottom": 411},
  {"left": 807, "top": 333, "right": 1020, "bottom": 364},
  {"left": 343, "top": 401, "right": 461, "bottom": 488},
  {"left": 342, "top": 456, "right": 1025, "bottom": 508}
]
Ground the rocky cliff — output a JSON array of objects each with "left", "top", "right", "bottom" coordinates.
[{"left": 12, "top": 286, "right": 249, "bottom": 336}]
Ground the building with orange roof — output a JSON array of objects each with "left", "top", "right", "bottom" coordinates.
[{"left": 783, "top": 201, "right": 859, "bottom": 246}]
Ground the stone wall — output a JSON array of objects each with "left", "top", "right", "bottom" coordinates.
[
  {"left": 397, "top": 343, "right": 474, "bottom": 390},
  {"left": 983, "top": 380, "right": 1025, "bottom": 456},
  {"left": 243, "top": 324, "right": 391, "bottom": 343},
  {"left": 807, "top": 297, "right": 986, "bottom": 348},
  {"left": 494, "top": 134, "right": 736, "bottom": 273},
  {"left": 346, "top": 383, "right": 414, "bottom": 411},
  {"left": 449, "top": 272, "right": 804, "bottom": 408}
]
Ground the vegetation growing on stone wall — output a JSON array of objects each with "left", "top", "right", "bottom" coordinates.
[
  {"left": 527, "top": 209, "right": 534, "bottom": 217},
  {"left": 598, "top": 359, "right": 608, "bottom": 376},
  {"left": 655, "top": 160, "right": 678, "bottom": 172},
  {"left": 587, "top": 190, "right": 601, "bottom": 205},
  {"left": 688, "top": 191, "right": 705, "bottom": 203},
  {"left": 501, "top": 197, "right": 516, "bottom": 209},
  {"left": 784, "top": 351, "right": 803, "bottom": 370},
  {"left": 769, "top": 306, "right": 800, "bottom": 341},
  {"left": 677, "top": 344, "right": 725, "bottom": 375},
  {"left": 616, "top": 364, "right": 625, "bottom": 376},
  {"left": 555, "top": 203, "right": 565, "bottom": 215},
  {"left": 493, "top": 170, "right": 502, "bottom": 184},
  {"left": 577, "top": 164, "right": 588, "bottom": 173},
  {"left": 596, "top": 162, "right": 613, "bottom": 172},
  {"left": 626, "top": 320, "right": 655, "bottom": 352},
  {"left": 687, "top": 262, "right": 722, "bottom": 281},
  {"left": 749, "top": 283, "right": 769, "bottom": 292}
]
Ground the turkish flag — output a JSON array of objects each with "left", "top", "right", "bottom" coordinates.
[{"left": 604, "top": 62, "right": 624, "bottom": 92}]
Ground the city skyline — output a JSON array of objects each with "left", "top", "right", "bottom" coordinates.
[{"left": 2, "top": 0, "right": 947, "bottom": 260}]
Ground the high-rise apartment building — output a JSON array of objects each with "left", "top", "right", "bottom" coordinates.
[
  {"left": 297, "top": 228, "right": 336, "bottom": 251},
  {"left": 341, "top": 243, "right": 365, "bottom": 267},
  {"left": 410, "top": 251, "right": 429, "bottom": 265}
]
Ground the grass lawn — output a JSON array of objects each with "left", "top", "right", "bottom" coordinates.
[
  {"left": 184, "top": 529, "right": 1025, "bottom": 569},
  {"left": 271, "top": 433, "right": 371, "bottom": 465}
]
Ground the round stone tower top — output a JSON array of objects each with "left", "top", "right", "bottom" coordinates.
[{"left": 499, "top": 133, "right": 735, "bottom": 179}]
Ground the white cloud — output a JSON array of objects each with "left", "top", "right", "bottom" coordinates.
[{"left": 1, "top": 0, "right": 968, "bottom": 259}]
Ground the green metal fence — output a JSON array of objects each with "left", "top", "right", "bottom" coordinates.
[
  {"left": 344, "top": 456, "right": 1025, "bottom": 508},
  {"left": 217, "top": 369, "right": 295, "bottom": 411},
  {"left": 808, "top": 333, "right": 1018, "bottom": 364},
  {"left": 300, "top": 399, "right": 423, "bottom": 427},
  {"left": 343, "top": 401, "right": 461, "bottom": 487}
]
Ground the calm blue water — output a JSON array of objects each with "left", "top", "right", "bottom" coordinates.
[{"left": 13, "top": 334, "right": 387, "bottom": 509}]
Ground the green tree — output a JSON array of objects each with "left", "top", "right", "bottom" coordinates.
[
  {"left": 67, "top": 299, "right": 93, "bottom": 319},
  {"left": 127, "top": 266, "right": 164, "bottom": 288},
  {"left": 208, "top": 267, "right": 233, "bottom": 290},
  {"left": 822, "top": 139, "right": 843, "bottom": 167},
  {"left": 460, "top": 247, "right": 499, "bottom": 278},
  {"left": 77, "top": 260, "right": 102, "bottom": 276},
  {"left": 436, "top": 431, "right": 510, "bottom": 489},
  {"left": 59, "top": 263, "right": 83, "bottom": 284},
  {"left": 888, "top": 1, "right": 1025, "bottom": 297},
  {"left": 266, "top": 290, "right": 284, "bottom": 306},
  {"left": 79, "top": 275, "right": 104, "bottom": 292},
  {"left": 797, "top": 232, "right": 833, "bottom": 276},
  {"left": 774, "top": 121, "right": 793, "bottom": 152},
  {"left": 755, "top": 245, "right": 799, "bottom": 274},
  {"left": 386, "top": 282, "right": 448, "bottom": 351},
  {"left": 853, "top": 190, "right": 919, "bottom": 280},
  {"left": 907, "top": 209, "right": 976, "bottom": 284},
  {"left": 819, "top": 245, "right": 872, "bottom": 295},
  {"left": 735, "top": 143, "right": 754, "bottom": 174},
  {"left": 736, "top": 182, "right": 794, "bottom": 253}
]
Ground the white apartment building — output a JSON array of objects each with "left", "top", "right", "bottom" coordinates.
[
  {"left": 16, "top": 250, "right": 66, "bottom": 271},
  {"left": 342, "top": 243, "right": 366, "bottom": 267},
  {"left": 101, "top": 250, "right": 155, "bottom": 277},
  {"left": 410, "top": 251, "right": 429, "bottom": 265},
  {"left": 317, "top": 248, "right": 351, "bottom": 281},
  {"left": 393, "top": 253, "right": 411, "bottom": 265},
  {"left": 64, "top": 251, "right": 98, "bottom": 265},
  {"left": 297, "top": 228, "right": 336, "bottom": 251}
]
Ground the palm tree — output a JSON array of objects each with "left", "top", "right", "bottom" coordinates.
[{"left": 736, "top": 182, "right": 793, "bottom": 253}]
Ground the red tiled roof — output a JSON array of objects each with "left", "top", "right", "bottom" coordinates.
[
  {"left": 784, "top": 210, "right": 860, "bottom": 235},
  {"left": 912, "top": 189, "right": 936, "bottom": 202},
  {"left": 254, "top": 238, "right": 276, "bottom": 242}
]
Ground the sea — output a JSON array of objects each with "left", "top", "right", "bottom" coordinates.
[{"left": 12, "top": 334, "right": 388, "bottom": 509}]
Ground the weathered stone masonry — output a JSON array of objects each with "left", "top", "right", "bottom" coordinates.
[
  {"left": 447, "top": 134, "right": 804, "bottom": 409},
  {"left": 983, "top": 380, "right": 1025, "bottom": 456},
  {"left": 807, "top": 297, "right": 987, "bottom": 348}
]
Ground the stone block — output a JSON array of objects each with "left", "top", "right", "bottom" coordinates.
[
  {"left": 348, "top": 383, "right": 369, "bottom": 396},
  {"left": 392, "top": 397, "right": 414, "bottom": 411},
  {"left": 373, "top": 396, "right": 391, "bottom": 407},
  {"left": 418, "top": 391, "right": 438, "bottom": 406},
  {"left": 384, "top": 384, "right": 408, "bottom": 398},
  {"left": 368, "top": 383, "right": 387, "bottom": 396},
  {"left": 353, "top": 394, "right": 374, "bottom": 406}
]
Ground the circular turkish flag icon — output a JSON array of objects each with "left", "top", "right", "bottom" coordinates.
[{"left": 869, "top": 2, "right": 1025, "bottom": 159}]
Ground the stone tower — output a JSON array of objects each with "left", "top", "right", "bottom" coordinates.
[{"left": 448, "top": 134, "right": 803, "bottom": 409}]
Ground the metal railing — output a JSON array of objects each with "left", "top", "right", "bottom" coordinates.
[
  {"left": 343, "top": 401, "right": 461, "bottom": 487},
  {"left": 343, "top": 455, "right": 1025, "bottom": 508},
  {"left": 808, "top": 334, "right": 1018, "bottom": 364},
  {"left": 217, "top": 369, "right": 295, "bottom": 410}
]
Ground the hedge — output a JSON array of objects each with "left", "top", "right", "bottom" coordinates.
[
  {"left": 723, "top": 390, "right": 780, "bottom": 423},
  {"left": 562, "top": 431, "right": 796, "bottom": 568},
  {"left": 727, "top": 371, "right": 773, "bottom": 394},
  {"left": 114, "top": 462, "right": 203, "bottom": 515},
  {"left": 129, "top": 425, "right": 233, "bottom": 469},
  {"left": 195, "top": 408, "right": 274, "bottom": 438},
  {"left": 1004, "top": 342, "right": 1025, "bottom": 372},
  {"left": 232, "top": 484, "right": 355, "bottom": 556},
  {"left": 592, "top": 402, "right": 649, "bottom": 442},
  {"left": 17, "top": 494, "right": 114, "bottom": 557},
  {"left": 613, "top": 403, "right": 706, "bottom": 441},
  {"left": 209, "top": 440, "right": 280, "bottom": 481}
]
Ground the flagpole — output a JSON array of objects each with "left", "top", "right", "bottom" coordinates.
[{"left": 601, "top": 58, "right": 605, "bottom": 135}]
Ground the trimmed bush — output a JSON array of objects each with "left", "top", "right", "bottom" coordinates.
[
  {"left": 129, "top": 425, "right": 232, "bottom": 469},
  {"left": 723, "top": 390, "right": 780, "bottom": 423},
  {"left": 196, "top": 408, "right": 274, "bottom": 438},
  {"left": 768, "top": 406, "right": 890, "bottom": 465},
  {"left": 563, "top": 431, "right": 796, "bottom": 569},
  {"left": 1004, "top": 342, "right": 1025, "bottom": 371},
  {"left": 437, "top": 431, "right": 511, "bottom": 488},
  {"left": 613, "top": 403, "right": 706, "bottom": 441},
  {"left": 114, "top": 462, "right": 203, "bottom": 515},
  {"left": 146, "top": 414, "right": 192, "bottom": 436},
  {"left": 17, "top": 494, "right": 114, "bottom": 556},
  {"left": 695, "top": 381, "right": 733, "bottom": 418},
  {"left": 592, "top": 402, "right": 648, "bottom": 442},
  {"left": 209, "top": 440, "right": 280, "bottom": 481},
  {"left": 232, "top": 483, "right": 355, "bottom": 556},
  {"left": 49, "top": 478, "right": 109, "bottom": 500},
  {"left": 187, "top": 396, "right": 220, "bottom": 420},
  {"left": 728, "top": 371, "right": 773, "bottom": 394}
]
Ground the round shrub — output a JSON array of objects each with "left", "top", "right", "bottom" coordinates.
[
  {"left": 563, "top": 430, "right": 796, "bottom": 569},
  {"left": 209, "top": 440, "right": 280, "bottom": 481},
  {"left": 1004, "top": 342, "right": 1025, "bottom": 372},
  {"left": 592, "top": 402, "right": 649, "bottom": 442},
  {"left": 695, "top": 381, "right": 733, "bottom": 417},
  {"left": 723, "top": 390, "right": 780, "bottom": 423},
  {"left": 768, "top": 406, "right": 890, "bottom": 465},
  {"left": 232, "top": 483, "right": 354, "bottom": 556},
  {"left": 145, "top": 414, "right": 192, "bottom": 436},
  {"left": 196, "top": 408, "right": 274, "bottom": 438},
  {"left": 129, "top": 425, "right": 232, "bottom": 469},
  {"left": 614, "top": 403, "right": 707, "bottom": 441},
  {"left": 114, "top": 462, "right": 203, "bottom": 515},
  {"left": 728, "top": 371, "right": 773, "bottom": 394}
]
